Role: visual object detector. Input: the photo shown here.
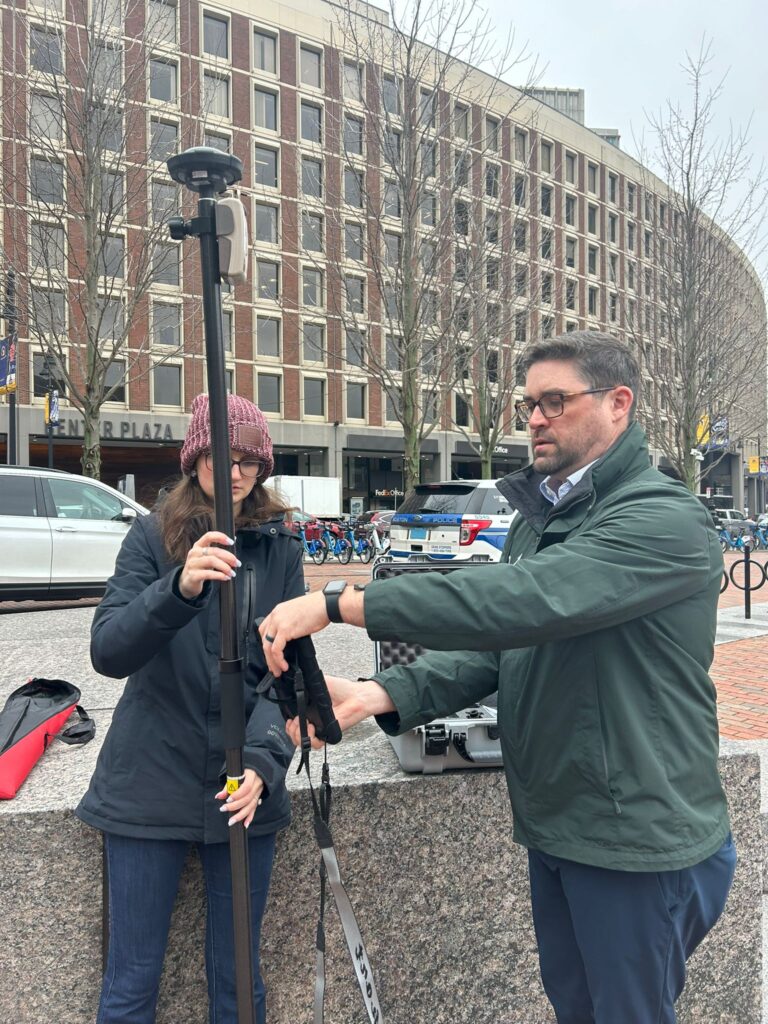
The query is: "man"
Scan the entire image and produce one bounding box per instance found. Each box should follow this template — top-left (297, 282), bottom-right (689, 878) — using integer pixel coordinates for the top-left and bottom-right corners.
top-left (260, 332), bottom-right (735, 1024)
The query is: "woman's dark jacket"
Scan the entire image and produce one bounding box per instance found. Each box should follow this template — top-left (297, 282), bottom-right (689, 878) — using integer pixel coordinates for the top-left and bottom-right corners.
top-left (76, 513), bottom-right (302, 843)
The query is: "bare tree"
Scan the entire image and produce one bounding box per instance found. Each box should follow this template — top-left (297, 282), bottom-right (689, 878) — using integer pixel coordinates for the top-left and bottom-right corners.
top-left (1, 0), bottom-right (214, 477)
top-left (311, 0), bottom-right (538, 490)
top-left (633, 42), bottom-right (768, 492)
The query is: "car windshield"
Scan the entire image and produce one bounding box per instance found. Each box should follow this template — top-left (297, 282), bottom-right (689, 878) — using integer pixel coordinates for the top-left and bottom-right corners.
top-left (397, 486), bottom-right (476, 515)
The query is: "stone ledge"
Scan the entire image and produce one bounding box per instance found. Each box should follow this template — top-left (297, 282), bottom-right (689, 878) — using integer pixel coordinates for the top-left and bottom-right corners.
top-left (0, 744), bottom-right (761, 1023)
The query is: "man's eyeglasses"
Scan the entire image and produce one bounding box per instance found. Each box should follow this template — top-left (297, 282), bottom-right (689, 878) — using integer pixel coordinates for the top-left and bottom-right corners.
top-left (514, 387), bottom-right (617, 423)
top-left (204, 454), bottom-right (263, 479)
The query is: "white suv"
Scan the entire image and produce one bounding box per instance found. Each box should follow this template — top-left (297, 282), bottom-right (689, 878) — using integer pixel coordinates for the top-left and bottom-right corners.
top-left (0, 466), bottom-right (148, 601)
top-left (388, 480), bottom-right (515, 562)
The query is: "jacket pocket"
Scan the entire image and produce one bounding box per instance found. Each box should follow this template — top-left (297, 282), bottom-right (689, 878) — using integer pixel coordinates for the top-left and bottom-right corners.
top-left (592, 678), bottom-right (622, 816)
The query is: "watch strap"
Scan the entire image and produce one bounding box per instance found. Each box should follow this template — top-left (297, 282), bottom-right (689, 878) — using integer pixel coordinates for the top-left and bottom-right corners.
top-left (325, 590), bottom-right (344, 624)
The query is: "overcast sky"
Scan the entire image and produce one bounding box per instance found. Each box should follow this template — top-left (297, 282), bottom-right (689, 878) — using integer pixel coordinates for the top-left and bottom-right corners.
top-left (494, 0), bottom-right (768, 172)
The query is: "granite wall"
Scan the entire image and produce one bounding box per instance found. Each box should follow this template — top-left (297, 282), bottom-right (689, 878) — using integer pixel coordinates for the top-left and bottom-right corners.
top-left (0, 746), bottom-right (761, 1024)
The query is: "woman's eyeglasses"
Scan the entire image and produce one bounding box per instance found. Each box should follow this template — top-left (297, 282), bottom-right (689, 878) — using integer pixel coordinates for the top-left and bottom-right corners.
top-left (203, 454), bottom-right (263, 479)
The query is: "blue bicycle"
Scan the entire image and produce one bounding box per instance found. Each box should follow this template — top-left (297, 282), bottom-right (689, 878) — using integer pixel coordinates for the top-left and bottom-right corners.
top-left (345, 522), bottom-right (374, 563)
top-left (320, 521), bottom-right (353, 563)
top-left (299, 524), bottom-right (328, 564)
top-left (719, 526), bottom-right (752, 553)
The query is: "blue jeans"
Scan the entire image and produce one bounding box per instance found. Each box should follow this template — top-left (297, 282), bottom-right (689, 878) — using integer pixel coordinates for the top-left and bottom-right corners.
top-left (97, 832), bottom-right (276, 1024)
top-left (528, 834), bottom-right (736, 1024)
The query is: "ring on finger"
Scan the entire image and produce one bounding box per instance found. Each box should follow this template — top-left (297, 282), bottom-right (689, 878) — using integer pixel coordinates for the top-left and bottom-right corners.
top-left (203, 546), bottom-right (209, 556)
top-left (264, 633), bottom-right (275, 643)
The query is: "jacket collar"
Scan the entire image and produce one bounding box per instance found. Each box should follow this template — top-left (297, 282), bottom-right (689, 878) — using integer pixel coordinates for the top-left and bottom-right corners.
top-left (497, 422), bottom-right (652, 533)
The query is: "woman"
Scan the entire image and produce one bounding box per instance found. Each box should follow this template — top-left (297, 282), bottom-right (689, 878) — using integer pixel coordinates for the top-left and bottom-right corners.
top-left (77, 394), bottom-right (302, 1024)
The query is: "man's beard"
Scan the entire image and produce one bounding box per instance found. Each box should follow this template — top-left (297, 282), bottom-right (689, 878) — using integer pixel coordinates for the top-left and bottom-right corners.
top-left (532, 436), bottom-right (581, 477)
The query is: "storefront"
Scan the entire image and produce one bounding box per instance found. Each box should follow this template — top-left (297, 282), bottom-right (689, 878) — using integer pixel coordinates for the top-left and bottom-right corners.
top-left (342, 434), bottom-right (440, 514)
top-left (451, 439), bottom-right (530, 480)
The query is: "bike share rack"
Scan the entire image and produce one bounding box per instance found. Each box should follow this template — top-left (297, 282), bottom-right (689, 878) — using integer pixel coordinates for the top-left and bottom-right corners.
top-left (722, 541), bottom-right (767, 619)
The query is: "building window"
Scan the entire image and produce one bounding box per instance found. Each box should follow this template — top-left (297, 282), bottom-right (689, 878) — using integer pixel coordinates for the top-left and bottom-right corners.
top-left (514, 174), bottom-right (525, 206)
top-left (587, 204), bottom-right (597, 235)
top-left (588, 286), bottom-right (598, 316)
top-left (541, 273), bottom-right (552, 304)
top-left (421, 193), bottom-right (437, 227)
top-left (541, 315), bottom-right (554, 339)
top-left (454, 247), bottom-right (469, 284)
top-left (299, 45), bottom-right (322, 88)
top-left (628, 261), bottom-right (635, 290)
top-left (540, 185), bottom-right (552, 218)
top-left (386, 334), bottom-right (403, 372)
top-left (153, 302), bottom-right (180, 346)
top-left (587, 163), bottom-right (597, 193)
top-left (384, 232), bottom-right (401, 268)
top-left (254, 202), bottom-right (278, 244)
top-left (540, 141), bottom-right (552, 173)
top-left (419, 89), bottom-right (435, 128)
top-left (30, 222), bottom-right (65, 273)
top-left (30, 27), bottom-right (62, 75)
top-left (644, 231), bottom-right (652, 258)
top-left (30, 157), bottom-right (63, 205)
top-left (565, 237), bottom-right (576, 269)
top-left (383, 127), bottom-right (400, 167)
top-left (454, 104), bottom-right (469, 140)
top-left (609, 293), bottom-right (617, 322)
top-left (514, 222), bottom-right (527, 253)
top-left (454, 150), bottom-right (469, 189)
top-left (384, 180), bottom-right (401, 219)
top-left (301, 267), bottom-right (322, 307)
top-left (257, 373), bottom-right (281, 414)
top-left (221, 308), bottom-right (233, 351)
top-left (565, 280), bottom-right (577, 310)
top-left (565, 152), bottom-right (576, 184)
top-left (486, 257), bottom-right (500, 290)
top-left (256, 260), bottom-right (279, 300)
top-left (150, 119), bottom-right (178, 162)
top-left (343, 114), bottom-right (363, 155)
top-left (627, 183), bottom-right (636, 213)
top-left (33, 350), bottom-right (67, 396)
top-left (103, 359), bottom-right (126, 403)
top-left (344, 167), bottom-right (363, 208)
top-left (485, 210), bottom-right (498, 244)
top-left (515, 265), bottom-right (527, 297)
top-left (30, 93), bottom-right (62, 140)
top-left (256, 315), bottom-right (280, 358)
top-left (254, 29), bottom-right (277, 73)
top-left (420, 139), bottom-right (436, 178)
top-left (486, 117), bottom-right (499, 152)
top-left (514, 129), bottom-right (527, 162)
top-left (151, 180), bottom-right (177, 223)
top-left (30, 288), bottom-right (66, 337)
top-left (345, 328), bottom-right (364, 367)
top-left (515, 311), bottom-right (527, 343)
top-left (627, 222), bottom-right (635, 250)
top-left (485, 163), bottom-right (500, 199)
top-left (565, 194), bottom-right (576, 227)
top-left (454, 200), bottom-right (469, 236)
top-left (150, 58), bottom-right (177, 103)
top-left (587, 245), bottom-right (598, 275)
top-left (347, 381), bottom-right (365, 420)
top-left (302, 322), bottom-right (324, 363)
top-left (343, 276), bottom-right (364, 315)
top-left (302, 211), bottom-right (323, 252)
top-left (455, 393), bottom-right (469, 427)
top-left (608, 214), bottom-right (618, 244)
top-left (153, 242), bottom-right (179, 285)
top-left (540, 228), bottom-right (553, 261)
top-left (149, 0), bottom-right (176, 45)
top-left (344, 221), bottom-right (364, 261)
top-left (301, 156), bottom-right (322, 198)
top-left (254, 145), bottom-right (278, 187)
top-left (304, 377), bottom-right (325, 417)
top-left (203, 12), bottom-right (228, 59)
top-left (608, 173), bottom-right (617, 203)
top-left (254, 87), bottom-right (278, 131)
top-left (343, 60), bottom-right (363, 102)
top-left (204, 71), bottom-right (229, 118)
top-left (300, 101), bottom-right (322, 143)
top-left (99, 234), bottom-right (124, 278)
top-left (153, 363), bottom-right (181, 406)
top-left (382, 74), bottom-right (399, 115)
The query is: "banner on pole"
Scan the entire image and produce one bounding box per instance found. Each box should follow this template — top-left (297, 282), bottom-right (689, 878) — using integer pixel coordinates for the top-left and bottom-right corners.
top-left (0, 333), bottom-right (17, 394)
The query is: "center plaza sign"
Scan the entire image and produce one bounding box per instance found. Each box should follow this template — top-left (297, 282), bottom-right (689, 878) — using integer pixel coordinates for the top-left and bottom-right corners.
top-left (51, 417), bottom-right (177, 442)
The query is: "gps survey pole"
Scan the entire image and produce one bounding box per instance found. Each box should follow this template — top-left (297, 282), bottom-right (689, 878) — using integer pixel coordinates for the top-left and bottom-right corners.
top-left (167, 148), bottom-right (255, 1024)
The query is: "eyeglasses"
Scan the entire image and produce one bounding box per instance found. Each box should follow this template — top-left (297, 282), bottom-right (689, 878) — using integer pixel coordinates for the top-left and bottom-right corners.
top-left (514, 387), bottom-right (617, 423)
top-left (203, 454), bottom-right (263, 479)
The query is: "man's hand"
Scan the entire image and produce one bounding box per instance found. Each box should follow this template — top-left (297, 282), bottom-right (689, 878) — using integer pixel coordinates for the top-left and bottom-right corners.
top-left (259, 592), bottom-right (330, 675)
top-left (285, 675), bottom-right (396, 748)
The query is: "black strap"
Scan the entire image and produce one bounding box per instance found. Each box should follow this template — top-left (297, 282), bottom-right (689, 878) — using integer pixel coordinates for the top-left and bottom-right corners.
top-left (59, 705), bottom-right (96, 745)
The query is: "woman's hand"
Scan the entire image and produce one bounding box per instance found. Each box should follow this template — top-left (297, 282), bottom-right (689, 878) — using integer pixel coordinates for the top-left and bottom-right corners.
top-left (215, 768), bottom-right (264, 829)
top-left (178, 531), bottom-right (239, 600)
top-left (285, 674), bottom-right (395, 749)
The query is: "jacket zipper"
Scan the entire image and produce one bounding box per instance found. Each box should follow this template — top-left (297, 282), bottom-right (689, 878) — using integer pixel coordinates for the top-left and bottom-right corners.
top-left (242, 563), bottom-right (255, 660)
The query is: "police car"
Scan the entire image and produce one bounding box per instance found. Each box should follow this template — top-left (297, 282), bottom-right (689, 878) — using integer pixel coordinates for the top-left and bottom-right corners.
top-left (388, 480), bottom-right (515, 562)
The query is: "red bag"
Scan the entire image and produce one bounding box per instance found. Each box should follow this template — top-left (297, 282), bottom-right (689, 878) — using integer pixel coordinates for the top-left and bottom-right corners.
top-left (0, 678), bottom-right (95, 799)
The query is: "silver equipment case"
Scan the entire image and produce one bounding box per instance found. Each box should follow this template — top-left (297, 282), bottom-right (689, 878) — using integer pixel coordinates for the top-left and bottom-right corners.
top-left (372, 558), bottom-right (504, 774)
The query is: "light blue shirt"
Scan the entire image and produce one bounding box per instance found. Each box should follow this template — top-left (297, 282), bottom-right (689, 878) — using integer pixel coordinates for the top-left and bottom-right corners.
top-left (540, 461), bottom-right (597, 506)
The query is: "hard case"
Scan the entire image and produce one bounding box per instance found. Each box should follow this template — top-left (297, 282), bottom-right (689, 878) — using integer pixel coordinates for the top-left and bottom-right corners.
top-left (372, 558), bottom-right (504, 774)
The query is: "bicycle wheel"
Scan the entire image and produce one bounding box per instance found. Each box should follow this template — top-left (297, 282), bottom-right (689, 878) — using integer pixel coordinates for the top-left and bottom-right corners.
top-left (359, 540), bottom-right (373, 564)
top-left (312, 540), bottom-right (328, 565)
top-left (338, 540), bottom-right (353, 564)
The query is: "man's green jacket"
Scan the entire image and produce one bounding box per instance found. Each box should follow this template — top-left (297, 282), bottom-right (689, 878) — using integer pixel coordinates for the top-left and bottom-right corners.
top-left (365, 423), bottom-right (730, 871)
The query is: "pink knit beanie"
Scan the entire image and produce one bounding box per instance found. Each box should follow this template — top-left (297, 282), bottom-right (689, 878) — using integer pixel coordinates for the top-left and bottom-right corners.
top-left (180, 394), bottom-right (274, 483)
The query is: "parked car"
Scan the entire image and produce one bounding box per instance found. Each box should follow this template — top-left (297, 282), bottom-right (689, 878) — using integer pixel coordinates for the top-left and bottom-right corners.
top-left (0, 466), bottom-right (148, 601)
top-left (388, 480), bottom-right (514, 562)
top-left (711, 508), bottom-right (750, 531)
top-left (356, 509), bottom-right (395, 540)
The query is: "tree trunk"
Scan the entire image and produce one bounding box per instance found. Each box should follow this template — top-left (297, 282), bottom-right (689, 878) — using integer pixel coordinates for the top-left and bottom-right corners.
top-left (81, 408), bottom-right (101, 479)
top-left (403, 426), bottom-right (421, 493)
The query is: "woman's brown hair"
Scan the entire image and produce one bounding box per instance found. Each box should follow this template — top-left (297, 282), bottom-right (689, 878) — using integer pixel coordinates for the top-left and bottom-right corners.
top-left (158, 474), bottom-right (290, 564)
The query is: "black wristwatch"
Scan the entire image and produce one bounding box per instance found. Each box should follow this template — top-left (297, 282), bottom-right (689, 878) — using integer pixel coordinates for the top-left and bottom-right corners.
top-left (323, 579), bottom-right (348, 623)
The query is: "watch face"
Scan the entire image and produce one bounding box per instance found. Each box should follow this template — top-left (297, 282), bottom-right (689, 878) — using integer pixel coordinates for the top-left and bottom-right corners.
top-left (324, 580), bottom-right (346, 596)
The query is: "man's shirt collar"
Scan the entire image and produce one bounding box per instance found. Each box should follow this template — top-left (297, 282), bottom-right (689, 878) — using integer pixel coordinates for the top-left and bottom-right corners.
top-left (540, 461), bottom-right (597, 506)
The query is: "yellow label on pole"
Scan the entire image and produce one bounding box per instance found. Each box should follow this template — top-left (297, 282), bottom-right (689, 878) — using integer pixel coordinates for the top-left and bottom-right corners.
top-left (696, 414), bottom-right (710, 445)
top-left (226, 777), bottom-right (241, 794)
top-left (748, 456), bottom-right (760, 474)
top-left (44, 393), bottom-right (50, 426)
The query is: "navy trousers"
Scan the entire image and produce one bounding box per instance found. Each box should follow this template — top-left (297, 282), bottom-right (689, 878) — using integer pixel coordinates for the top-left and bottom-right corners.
top-left (98, 832), bottom-right (276, 1024)
top-left (528, 835), bottom-right (736, 1024)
